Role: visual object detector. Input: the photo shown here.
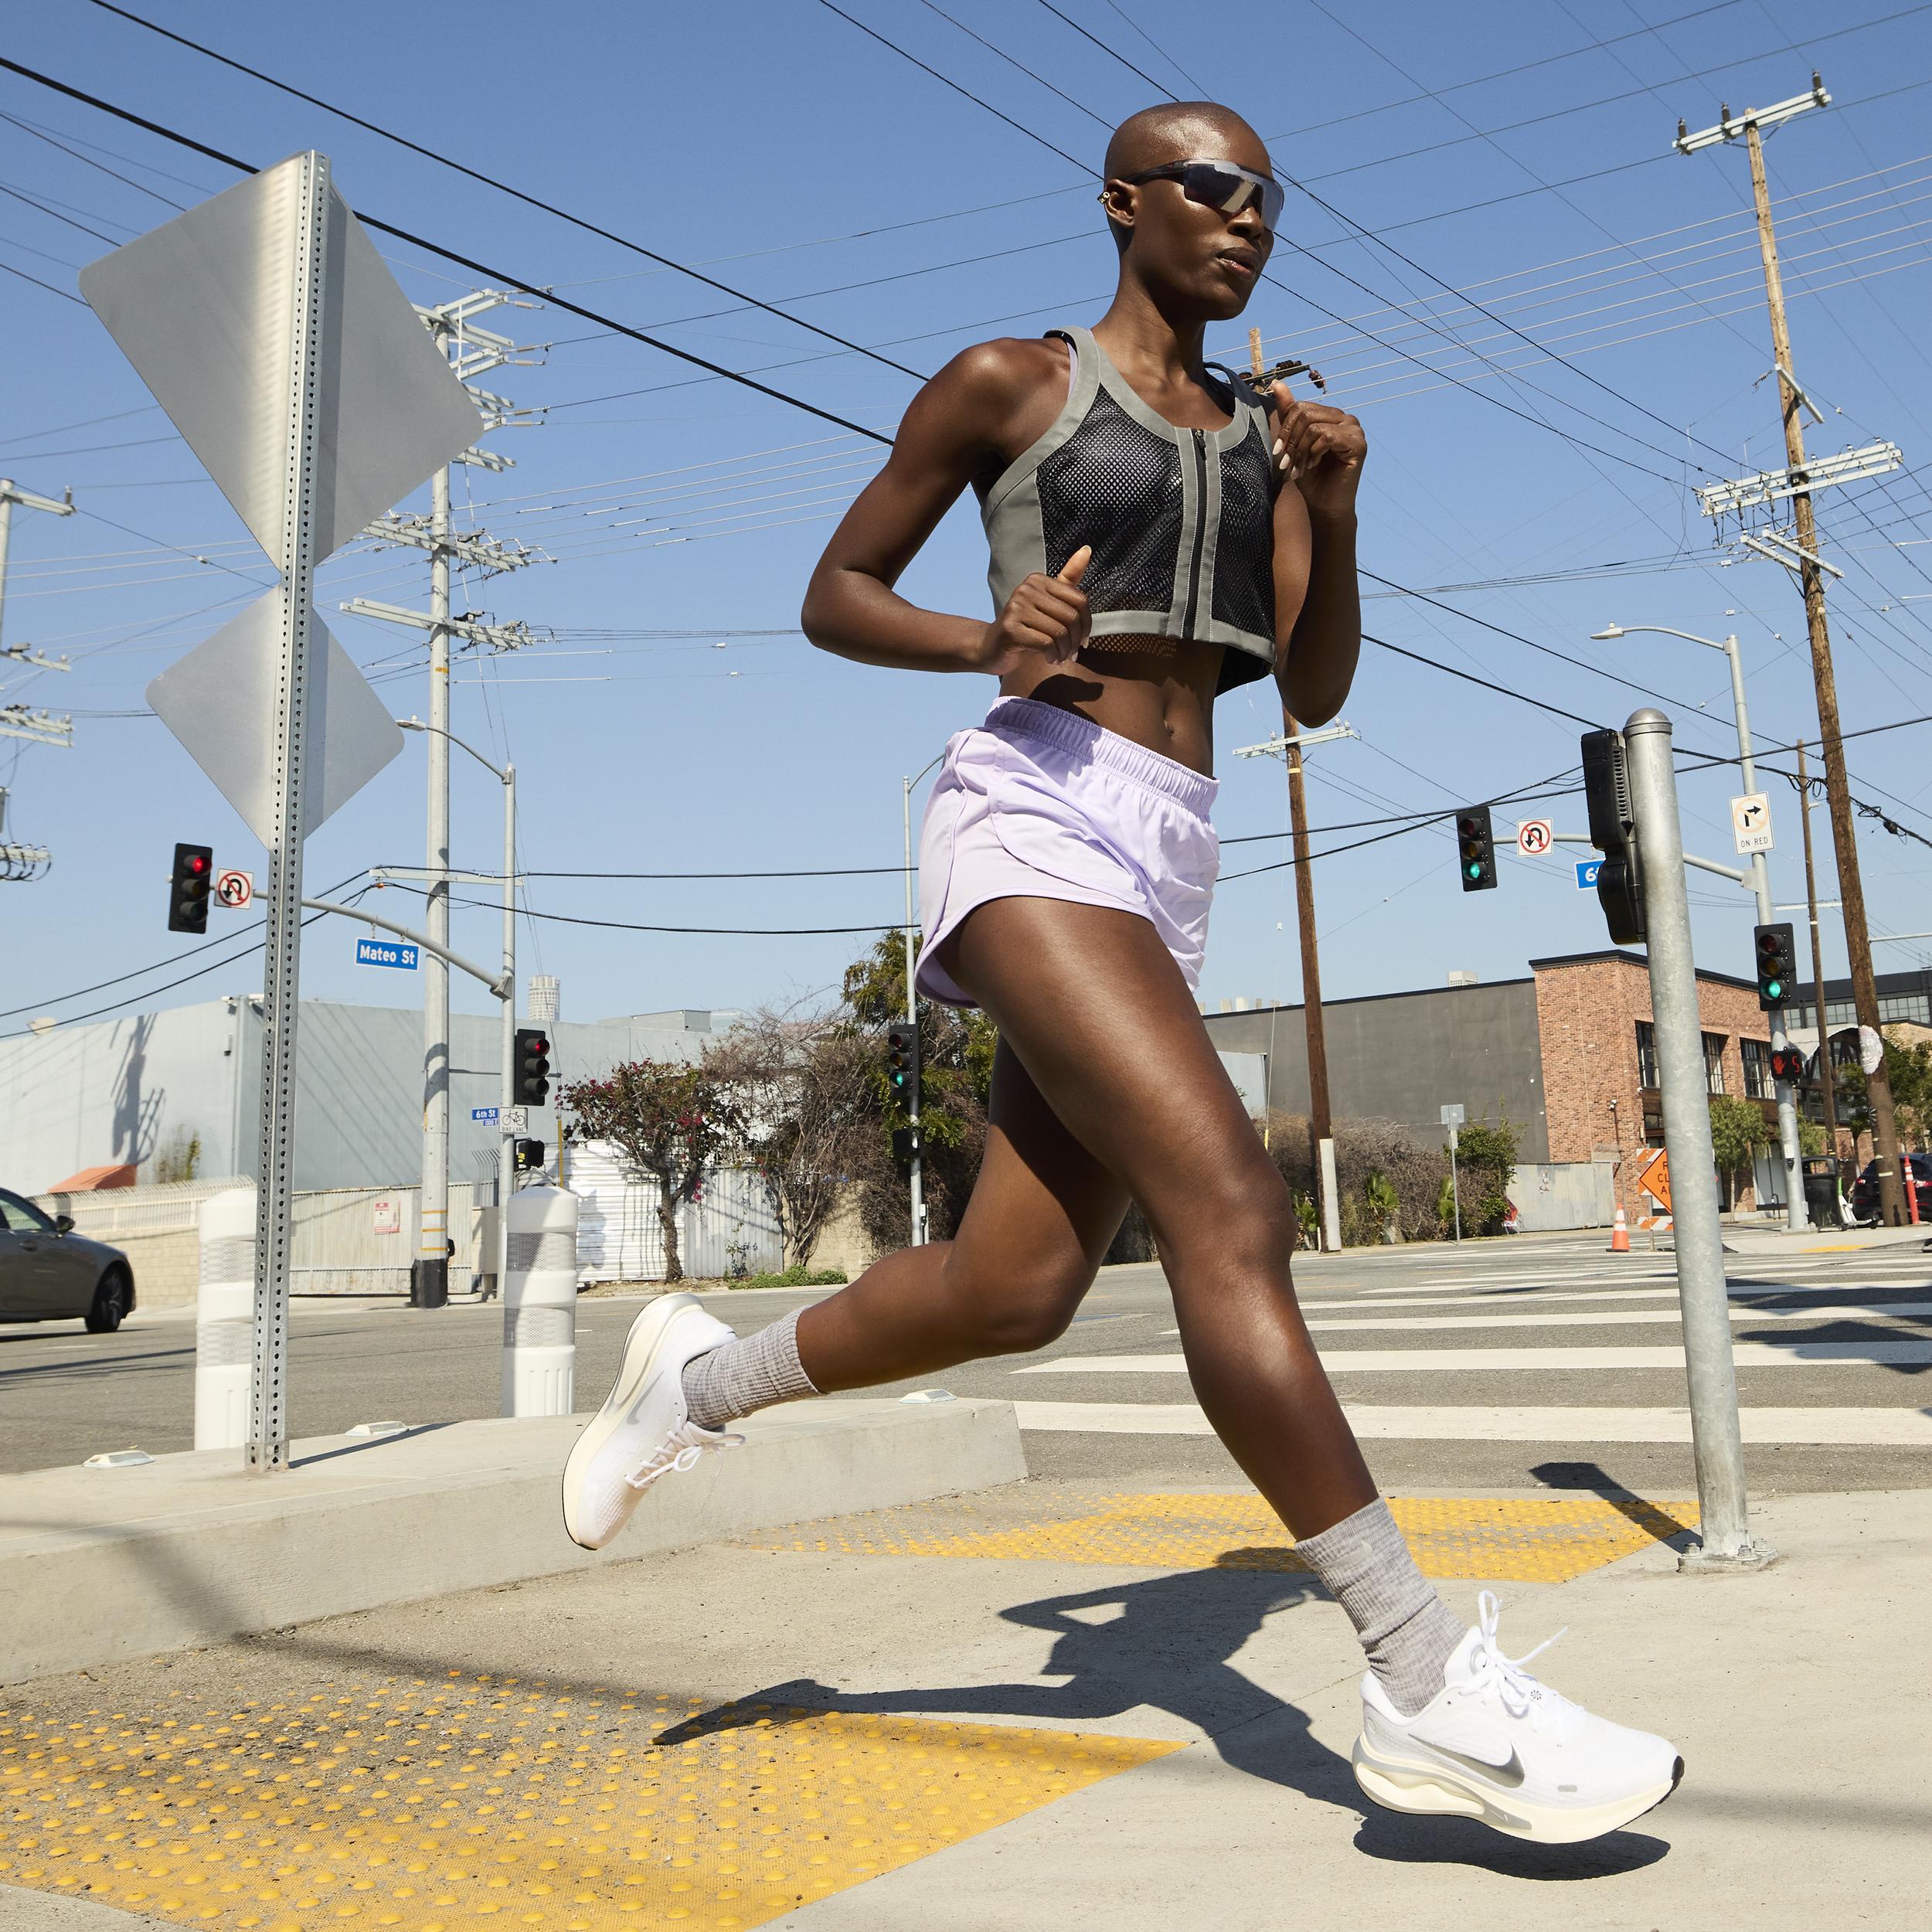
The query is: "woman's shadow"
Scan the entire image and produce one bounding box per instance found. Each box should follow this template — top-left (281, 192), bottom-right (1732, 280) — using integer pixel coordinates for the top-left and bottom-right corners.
top-left (655, 1549), bottom-right (1669, 1879)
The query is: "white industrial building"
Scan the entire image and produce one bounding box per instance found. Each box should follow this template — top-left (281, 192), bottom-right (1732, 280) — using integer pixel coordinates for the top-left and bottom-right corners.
top-left (0, 995), bottom-right (736, 1197)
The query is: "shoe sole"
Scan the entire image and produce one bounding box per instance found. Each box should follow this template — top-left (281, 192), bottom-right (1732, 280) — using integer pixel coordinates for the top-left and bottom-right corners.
top-left (1352, 1737), bottom-right (1685, 1845)
top-left (560, 1292), bottom-right (700, 1551)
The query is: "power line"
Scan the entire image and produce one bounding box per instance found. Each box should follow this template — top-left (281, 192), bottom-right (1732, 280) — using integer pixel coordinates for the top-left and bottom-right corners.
top-left (1362, 631), bottom-right (1607, 730)
top-left (0, 56), bottom-right (900, 449)
top-left (80, 0), bottom-right (933, 385)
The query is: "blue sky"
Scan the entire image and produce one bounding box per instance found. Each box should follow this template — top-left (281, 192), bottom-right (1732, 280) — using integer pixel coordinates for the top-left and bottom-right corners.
top-left (3, 0), bottom-right (1930, 1046)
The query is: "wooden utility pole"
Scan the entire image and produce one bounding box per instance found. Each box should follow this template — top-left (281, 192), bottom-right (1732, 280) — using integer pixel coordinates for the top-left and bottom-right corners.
top-left (1247, 331), bottom-right (1335, 1165)
top-left (1739, 115), bottom-right (1906, 1223)
top-left (1794, 736), bottom-right (1838, 1155)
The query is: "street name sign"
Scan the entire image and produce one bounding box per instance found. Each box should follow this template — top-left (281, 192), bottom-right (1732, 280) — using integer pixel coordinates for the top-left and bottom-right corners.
top-left (1515, 818), bottom-right (1553, 857)
top-left (471, 1107), bottom-right (499, 1124)
top-left (1731, 792), bottom-right (1774, 855)
top-left (355, 936), bottom-right (419, 971)
top-left (1575, 858), bottom-right (1603, 889)
top-left (215, 868), bottom-right (253, 909)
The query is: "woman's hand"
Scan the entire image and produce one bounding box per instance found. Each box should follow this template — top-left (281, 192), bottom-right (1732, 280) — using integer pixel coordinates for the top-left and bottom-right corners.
top-left (1270, 382), bottom-right (1366, 522)
top-left (972, 545), bottom-right (1092, 673)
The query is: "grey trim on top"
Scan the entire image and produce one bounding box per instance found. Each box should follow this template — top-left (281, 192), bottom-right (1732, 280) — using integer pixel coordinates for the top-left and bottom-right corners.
top-left (981, 326), bottom-right (1278, 668)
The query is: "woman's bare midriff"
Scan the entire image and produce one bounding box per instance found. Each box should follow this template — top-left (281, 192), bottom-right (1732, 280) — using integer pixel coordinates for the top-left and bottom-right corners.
top-left (998, 632), bottom-right (1226, 774)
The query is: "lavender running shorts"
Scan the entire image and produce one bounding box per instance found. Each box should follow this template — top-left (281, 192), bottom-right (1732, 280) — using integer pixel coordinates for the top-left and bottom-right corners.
top-left (914, 696), bottom-right (1221, 1009)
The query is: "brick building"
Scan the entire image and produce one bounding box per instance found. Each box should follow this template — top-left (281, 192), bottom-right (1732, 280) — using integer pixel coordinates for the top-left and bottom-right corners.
top-left (1202, 949), bottom-right (1783, 1222)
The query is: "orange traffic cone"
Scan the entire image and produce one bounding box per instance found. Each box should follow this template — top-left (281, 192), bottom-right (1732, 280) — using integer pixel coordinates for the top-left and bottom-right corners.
top-left (1608, 1205), bottom-right (1631, 1253)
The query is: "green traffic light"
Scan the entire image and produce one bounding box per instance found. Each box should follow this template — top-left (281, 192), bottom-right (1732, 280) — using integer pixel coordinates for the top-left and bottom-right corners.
top-left (1765, 978), bottom-right (1784, 1000)
top-left (1466, 861), bottom-right (1482, 879)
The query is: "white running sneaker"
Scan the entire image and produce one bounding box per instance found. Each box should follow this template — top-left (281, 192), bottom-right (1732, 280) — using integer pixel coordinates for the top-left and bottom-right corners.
top-left (561, 1293), bottom-right (743, 1551)
top-left (1352, 1590), bottom-right (1683, 1845)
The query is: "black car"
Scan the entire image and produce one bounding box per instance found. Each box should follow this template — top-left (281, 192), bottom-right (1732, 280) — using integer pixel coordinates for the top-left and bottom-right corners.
top-left (1849, 1152), bottom-right (1932, 1223)
top-left (0, 1188), bottom-right (137, 1331)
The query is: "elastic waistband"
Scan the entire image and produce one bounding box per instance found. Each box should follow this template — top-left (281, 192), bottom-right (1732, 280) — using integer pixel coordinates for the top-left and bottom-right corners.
top-left (984, 696), bottom-right (1219, 815)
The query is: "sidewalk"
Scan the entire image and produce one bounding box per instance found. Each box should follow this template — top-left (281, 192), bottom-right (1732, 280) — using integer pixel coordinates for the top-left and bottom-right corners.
top-left (3, 1473), bottom-right (1923, 1930)
top-left (1722, 1222), bottom-right (1930, 1257)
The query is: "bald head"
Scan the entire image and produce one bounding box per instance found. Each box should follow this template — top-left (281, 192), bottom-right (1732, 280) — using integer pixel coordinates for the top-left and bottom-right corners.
top-left (1104, 101), bottom-right (1270, 182)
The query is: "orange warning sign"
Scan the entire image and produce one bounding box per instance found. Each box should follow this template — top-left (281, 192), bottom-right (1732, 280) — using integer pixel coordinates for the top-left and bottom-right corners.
top-left (1636, 1147), bottom-right (1672, 1213)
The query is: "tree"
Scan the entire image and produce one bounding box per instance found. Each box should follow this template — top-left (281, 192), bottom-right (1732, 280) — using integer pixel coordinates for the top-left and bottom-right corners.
top-left (1708, 1094), bottom-right (1770, 1210)
top-left (1452, 1115), bottom-right (1521, 1236)
top-left (708, 1009), bottom-right (875, 1267)
top-left (560, 1057), bottom-right (744, 1284)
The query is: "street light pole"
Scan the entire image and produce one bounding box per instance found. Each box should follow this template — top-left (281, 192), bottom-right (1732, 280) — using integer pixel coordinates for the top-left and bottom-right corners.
top-left (1594, 623), bottom-right (1805, 1230)
top-left (902, 750), bottom-right (946, 1246)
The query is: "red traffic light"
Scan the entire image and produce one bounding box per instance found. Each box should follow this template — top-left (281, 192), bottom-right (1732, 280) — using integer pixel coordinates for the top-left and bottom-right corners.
top-left (183, 852), bottom-right (209, 876)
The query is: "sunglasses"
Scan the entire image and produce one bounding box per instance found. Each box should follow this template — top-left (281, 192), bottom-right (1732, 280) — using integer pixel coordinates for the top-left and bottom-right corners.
top-left (1113, 159), bottom-right (1284, 232)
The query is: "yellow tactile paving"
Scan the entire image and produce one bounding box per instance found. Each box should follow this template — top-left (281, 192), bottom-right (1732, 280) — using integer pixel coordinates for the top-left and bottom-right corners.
top-left (0, 1679), bottom-right (1175, 1930)
top-left (750, 1492), bottom-right (1699, 1584)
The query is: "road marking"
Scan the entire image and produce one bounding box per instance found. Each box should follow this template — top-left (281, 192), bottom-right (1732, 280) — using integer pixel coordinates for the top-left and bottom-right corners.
top-left (1012, 1401), bottom-right (1932, 1444)
top-left (1152, 1301), bottom-right (1932, 1335)
top-left (1020, 1340), bottom-right (1932, 1374)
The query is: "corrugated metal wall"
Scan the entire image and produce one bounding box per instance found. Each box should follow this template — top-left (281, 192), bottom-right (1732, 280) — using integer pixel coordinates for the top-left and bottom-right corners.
top-left (1508, 1162), bottom-right (1617, 1230)
top-left (570, 1143), bottom-right (783, 1283)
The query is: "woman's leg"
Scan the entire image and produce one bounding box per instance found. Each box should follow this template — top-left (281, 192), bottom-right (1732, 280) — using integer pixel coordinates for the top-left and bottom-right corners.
top-left (792, 1032), bottom-right (1131, 1386)
top-left (944, 896), bottom-right (1377, 1537)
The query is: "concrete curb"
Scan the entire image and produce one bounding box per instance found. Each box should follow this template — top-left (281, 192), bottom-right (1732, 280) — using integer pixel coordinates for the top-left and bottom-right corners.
top-left (0, 1397), bottom-right (1026, 1686)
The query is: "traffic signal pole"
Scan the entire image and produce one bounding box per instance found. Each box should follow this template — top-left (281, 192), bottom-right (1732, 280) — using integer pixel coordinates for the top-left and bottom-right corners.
top-left (1624, 709), bottom-right (1773, 1567)
top-left (418, 459), bottom-right (453, 1309)
top-left (903, 770), bottom-right (926, 1246)
top-left (1794, 737), bottom-right (1840, 1159)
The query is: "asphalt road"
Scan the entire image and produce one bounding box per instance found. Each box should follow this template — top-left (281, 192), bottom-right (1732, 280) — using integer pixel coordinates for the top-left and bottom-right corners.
top-left (6, 1230), bottom-right (1931, 1496)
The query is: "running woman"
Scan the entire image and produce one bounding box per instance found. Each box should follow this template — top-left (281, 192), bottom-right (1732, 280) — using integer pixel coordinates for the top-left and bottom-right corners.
top-left (563, 100), bottom-right (1682, 1846)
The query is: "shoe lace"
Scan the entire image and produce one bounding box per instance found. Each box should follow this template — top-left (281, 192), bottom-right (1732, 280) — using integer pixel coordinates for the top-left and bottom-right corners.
top-left (624, 1419), bottom-right (744, 1491)
top-left (1464, 1589), bottom-right (1572, 1730)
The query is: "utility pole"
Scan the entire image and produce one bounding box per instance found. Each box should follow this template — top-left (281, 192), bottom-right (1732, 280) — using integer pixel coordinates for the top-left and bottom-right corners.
top-left (1794, 737), bottom-right (1839, 1162)
top-left (0, 481), bottom-right (77, 869)
top-left (1678, 79), bottom-right (1908, 1224)
top-left (350, 291), bottom-right (546, 1304)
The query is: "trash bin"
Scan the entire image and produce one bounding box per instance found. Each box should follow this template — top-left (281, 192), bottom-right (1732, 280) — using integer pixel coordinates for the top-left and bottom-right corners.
top-left (1801, 1156), bottom-right (1840, 1230)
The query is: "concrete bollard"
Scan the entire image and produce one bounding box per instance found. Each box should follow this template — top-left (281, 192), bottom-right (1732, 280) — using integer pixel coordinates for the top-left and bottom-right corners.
top-left (195, 1184), bottom-right (257, 1451)
top-left (502, 1185), bottom-right (579, 1417)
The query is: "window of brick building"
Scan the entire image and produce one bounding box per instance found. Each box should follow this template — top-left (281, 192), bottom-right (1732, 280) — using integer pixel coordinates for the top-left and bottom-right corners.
top-left (1742, 1037), bottom-right (1772, 1099)
top-left (1635, 1020), bottom-right (1658, 1089)
top-left (1703, 1032), bottom-right (1726, 1095)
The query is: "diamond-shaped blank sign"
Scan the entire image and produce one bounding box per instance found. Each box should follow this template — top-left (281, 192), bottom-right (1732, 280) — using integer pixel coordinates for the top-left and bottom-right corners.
top-left (144, 594), bottom-right (403, 848)
top-left (80, 152), bottom-right (482, 839)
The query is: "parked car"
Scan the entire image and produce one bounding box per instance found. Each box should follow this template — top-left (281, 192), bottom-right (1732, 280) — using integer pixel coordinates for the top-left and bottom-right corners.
top-left (0, 1189), bottom-right (136, 1331)
top-left (1848, 1153), bottom-right (1932, 1223)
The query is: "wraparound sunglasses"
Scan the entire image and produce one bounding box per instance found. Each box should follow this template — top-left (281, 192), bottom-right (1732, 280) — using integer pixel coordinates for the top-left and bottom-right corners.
top-left (1109, 159), bottom-right (1284, 232)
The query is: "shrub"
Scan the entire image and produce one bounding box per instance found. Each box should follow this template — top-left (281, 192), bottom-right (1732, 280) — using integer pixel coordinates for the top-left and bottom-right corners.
top-left (733, 1264), bottom-right (847, 1289)
top-left (1260, 1112), bottom-right (1453, 1245)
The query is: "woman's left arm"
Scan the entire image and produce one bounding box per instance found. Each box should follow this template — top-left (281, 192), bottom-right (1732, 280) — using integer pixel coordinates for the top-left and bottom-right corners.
top-left (1267, 383), bottom-right (1366, 726)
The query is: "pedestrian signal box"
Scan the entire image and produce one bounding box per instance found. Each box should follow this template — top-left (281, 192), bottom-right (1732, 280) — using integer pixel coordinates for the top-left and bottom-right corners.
top-left (1753, 922), bottom-right (1797, 1010)
top-left (1454, 807), bottom-right (1496, 892)
top-left (1580, 728), bottom-right (1645, 945)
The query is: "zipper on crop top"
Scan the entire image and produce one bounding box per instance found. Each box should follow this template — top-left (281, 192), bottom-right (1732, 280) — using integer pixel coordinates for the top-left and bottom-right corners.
top-left (1179, 428), bottom-right (1209, 636)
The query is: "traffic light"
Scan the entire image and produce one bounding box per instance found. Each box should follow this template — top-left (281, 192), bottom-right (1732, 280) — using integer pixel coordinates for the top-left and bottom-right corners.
top-left (512, 1137), bottom-right (546, 1172)
top-left (168, 842), bottom-right (214, 933)
top-left (1753, 921), bottom-right (1797, 1010)
top-left (1580, 727), bottom-right (1645, 945)
top-left (891, 1124), bottom-right (921, 1168)
top-left (885, 1020), bottom-right (919, 1097)
top-left (1454, 806), bottom-right (1496, 892)
top-left (513, 1027), bottom-right (552, 1106)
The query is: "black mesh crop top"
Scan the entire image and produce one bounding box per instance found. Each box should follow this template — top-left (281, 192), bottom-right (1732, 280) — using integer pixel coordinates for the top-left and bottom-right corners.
top-left (979, 325), bottom-right (1279, 696)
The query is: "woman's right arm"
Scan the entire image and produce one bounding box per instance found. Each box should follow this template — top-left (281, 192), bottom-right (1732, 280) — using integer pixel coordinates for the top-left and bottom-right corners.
top-left (802, 341), bottom-right (1090, 675)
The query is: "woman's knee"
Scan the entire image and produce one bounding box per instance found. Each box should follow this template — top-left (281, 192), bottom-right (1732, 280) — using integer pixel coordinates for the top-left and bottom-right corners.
top-left (1150, 1150), bottom-right (1298, 1281)
top-left (938, 1251), bottom-right (1090, 1355)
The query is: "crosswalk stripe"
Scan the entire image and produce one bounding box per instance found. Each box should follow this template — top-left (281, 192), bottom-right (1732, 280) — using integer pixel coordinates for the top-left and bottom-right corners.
top-left (1020, 1340), bottom-right (1932, 1374)
top-left (1155, 1301), bottom-right (1932, 1335)
top-left (1011, 1401), bottom-right (1932, 1444)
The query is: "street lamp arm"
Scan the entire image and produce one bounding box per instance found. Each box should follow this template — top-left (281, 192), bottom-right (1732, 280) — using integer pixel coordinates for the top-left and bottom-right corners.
top-left (397, 714), bottom-right (509, 784)
top-left (1593, 622), bottom-right (1728, 652)
top-left (300, 898), bottom-right (511, 998)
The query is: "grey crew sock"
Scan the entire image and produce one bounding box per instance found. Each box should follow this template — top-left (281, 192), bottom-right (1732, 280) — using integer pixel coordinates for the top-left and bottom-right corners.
top-left (680, 1308), bottom-right (819, 1430)
top-left (1294, 1496), bottom-right (1466, 1718)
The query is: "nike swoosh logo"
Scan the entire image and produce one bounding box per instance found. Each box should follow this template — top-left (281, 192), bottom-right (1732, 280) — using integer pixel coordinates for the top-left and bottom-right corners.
top-left (1411, 1736), bottom-right (1527, 1788)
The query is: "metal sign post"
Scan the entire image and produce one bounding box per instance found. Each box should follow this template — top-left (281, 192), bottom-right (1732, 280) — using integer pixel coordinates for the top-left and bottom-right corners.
top-left (81, 151), bottom-right (481, 1472)
top-left (1623, 709), bottom-right (1775, 1568)
top-left (1440, 1104), bottom-right (1465, 1240)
